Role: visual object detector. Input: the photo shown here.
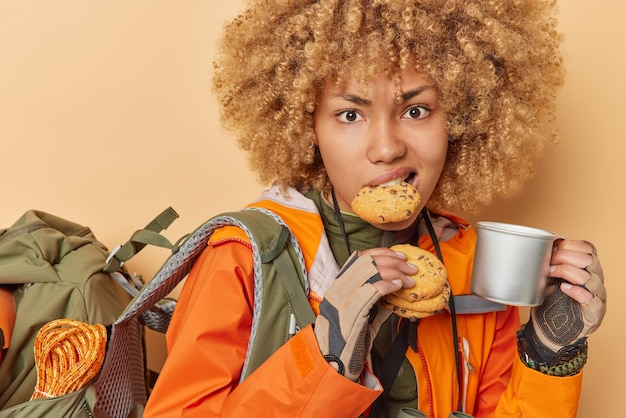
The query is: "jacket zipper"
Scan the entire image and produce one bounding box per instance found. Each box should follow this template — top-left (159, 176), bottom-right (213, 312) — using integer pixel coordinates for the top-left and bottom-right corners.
top-left (418, 338), bottom-right (473, 417)
top-left (461, 337), bottom-right (475, 412)
top-left (417, 340), bottom-right (435, 418)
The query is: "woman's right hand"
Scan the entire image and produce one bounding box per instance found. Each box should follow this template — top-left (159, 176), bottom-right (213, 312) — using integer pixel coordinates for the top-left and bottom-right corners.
top-left (313, 249), bottom-right (416, 381)
top-left (359, 247), bottom-right (417, 295)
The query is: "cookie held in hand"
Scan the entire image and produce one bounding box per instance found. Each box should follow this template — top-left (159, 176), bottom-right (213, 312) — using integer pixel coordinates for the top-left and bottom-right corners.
top-left (381, 283), bottom-right (450, 319)
top-left (351, 182), bottom-right (421, 225)
top-left (380, 244), bottom-right (450, 320)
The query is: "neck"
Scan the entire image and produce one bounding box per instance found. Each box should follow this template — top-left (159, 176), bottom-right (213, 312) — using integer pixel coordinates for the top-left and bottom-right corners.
top-left (306, 190), bottom-right (421, 266)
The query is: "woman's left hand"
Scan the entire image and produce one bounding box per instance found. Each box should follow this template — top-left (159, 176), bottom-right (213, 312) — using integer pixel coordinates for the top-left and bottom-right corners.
top-left (549, 239), bottom-right (605, 304)
top-left (527, 239), bottom-right (607, 354)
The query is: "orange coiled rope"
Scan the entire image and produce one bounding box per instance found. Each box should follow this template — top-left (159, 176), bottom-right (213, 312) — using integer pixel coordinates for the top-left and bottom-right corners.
top-left (30, 318), bottom-right (107, 400)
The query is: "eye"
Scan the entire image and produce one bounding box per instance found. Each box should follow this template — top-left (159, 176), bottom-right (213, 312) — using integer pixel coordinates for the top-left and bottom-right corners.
top-left (336, 110), bottom-right (363, 123)
top-left (402, 105), bottom-right (430, 120)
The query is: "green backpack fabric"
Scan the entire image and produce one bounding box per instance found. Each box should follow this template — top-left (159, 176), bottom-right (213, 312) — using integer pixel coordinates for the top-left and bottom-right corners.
top-left (0, 207), bottom-right (315, 417)
top-left (0, 208), bottom-right (179, 415)
top-left (214, 209), bottom-right (316, 381)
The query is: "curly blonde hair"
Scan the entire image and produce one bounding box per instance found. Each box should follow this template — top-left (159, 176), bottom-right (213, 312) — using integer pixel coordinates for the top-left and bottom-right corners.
top-left (212, 0), bottom-right (565, 213)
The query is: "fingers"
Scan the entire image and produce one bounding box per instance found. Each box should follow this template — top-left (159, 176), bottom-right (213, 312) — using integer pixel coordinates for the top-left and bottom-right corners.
top-left (554, 238), bottom-right (595, 255)
top-left (551, 240), bottom-right (594, 271)
top-left (559, 280), bottom-right (593, 304)
top-left (360, 247), bottom-right (417, 293)
top-left (550, 239), bottom-right (602, 303)
top-left (549, 263), bottom-right (589, 287)
top-left (371, 279), bottom-right (403, 296)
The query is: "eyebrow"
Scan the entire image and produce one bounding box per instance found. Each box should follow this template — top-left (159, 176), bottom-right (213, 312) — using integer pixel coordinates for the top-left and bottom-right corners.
top-left (331, 93), bottom-right (371, 105)
top-left (400, 85), bottom-right (436, 102)
top-left (331, 85), bottom-right (436, 105)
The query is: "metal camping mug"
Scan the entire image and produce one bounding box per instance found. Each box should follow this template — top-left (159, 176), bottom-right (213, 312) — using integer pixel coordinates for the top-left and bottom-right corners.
top-left (470, 221), bottom-right (561, 307)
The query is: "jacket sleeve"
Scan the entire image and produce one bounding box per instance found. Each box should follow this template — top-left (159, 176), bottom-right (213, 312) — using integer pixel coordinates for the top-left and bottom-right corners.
top-left (144, 237), bottom-right (380, 418)
top-left (494, 356), bottom-right (583, 417)
top-left (0, 287), bottom-right (15, 365)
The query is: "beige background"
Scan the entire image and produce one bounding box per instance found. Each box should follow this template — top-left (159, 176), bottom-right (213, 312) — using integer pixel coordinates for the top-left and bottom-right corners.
top-left (1, 1), bottom-right (623, 416)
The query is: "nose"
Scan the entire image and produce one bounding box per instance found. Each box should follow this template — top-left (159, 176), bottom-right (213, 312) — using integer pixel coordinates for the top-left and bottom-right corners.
top-left (366, 120), bottom-right (407, 163)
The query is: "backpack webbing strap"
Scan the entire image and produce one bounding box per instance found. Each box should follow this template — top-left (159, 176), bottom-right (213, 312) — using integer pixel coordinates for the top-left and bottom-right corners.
top-left (273, 240), bottom-right (316, 330)
top-left (103, 207), bottom-right (179, 272)
top-left (236, 207), bottom-right (316, 380)
top-left (245, 207), bottom-right (314, 331)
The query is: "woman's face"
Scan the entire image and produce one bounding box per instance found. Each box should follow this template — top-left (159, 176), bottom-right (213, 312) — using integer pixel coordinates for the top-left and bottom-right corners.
top-left (313, 67), bottom-right (448, 230)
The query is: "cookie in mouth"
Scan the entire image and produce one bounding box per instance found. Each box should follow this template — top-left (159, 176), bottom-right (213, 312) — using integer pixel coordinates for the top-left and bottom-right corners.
top-left (351, 179), bottom-right (421, 224)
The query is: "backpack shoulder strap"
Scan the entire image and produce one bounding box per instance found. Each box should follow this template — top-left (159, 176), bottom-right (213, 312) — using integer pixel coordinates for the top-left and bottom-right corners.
top-left (233, 208), bottom-right (316, 329)
top-left (110, 207), bottom-right (315, 355)
top-left (219, 208), bottom-right (315, 380)
top-left (94, 208), bottom-right (316, 414)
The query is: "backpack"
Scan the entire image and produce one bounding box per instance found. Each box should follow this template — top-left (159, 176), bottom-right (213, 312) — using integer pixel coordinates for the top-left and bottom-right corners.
top-left (0, 207), bottom-right (315, 417)
top-left (0, 207), bottom-right (179, 416)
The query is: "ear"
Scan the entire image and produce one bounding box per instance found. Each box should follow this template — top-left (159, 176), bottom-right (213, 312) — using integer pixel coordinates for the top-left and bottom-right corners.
top-left (310, 126), bottom-right (319, 145)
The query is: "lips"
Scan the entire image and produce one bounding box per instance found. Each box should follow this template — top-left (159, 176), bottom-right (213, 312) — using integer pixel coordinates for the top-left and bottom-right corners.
top-left (378, 172), bottom-right (416, 188)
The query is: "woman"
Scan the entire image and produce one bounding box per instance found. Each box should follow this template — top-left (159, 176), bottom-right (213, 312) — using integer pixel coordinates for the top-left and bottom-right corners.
top-left (145, 1), bottom-right (607, 416)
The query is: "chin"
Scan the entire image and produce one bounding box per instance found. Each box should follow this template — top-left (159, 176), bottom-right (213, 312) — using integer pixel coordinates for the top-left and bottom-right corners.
top-left (370, 215), bottom-right (420, 232)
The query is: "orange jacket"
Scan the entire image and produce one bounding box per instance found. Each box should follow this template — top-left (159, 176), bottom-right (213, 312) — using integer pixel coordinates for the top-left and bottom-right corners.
top-left (0, 287), bottom-right (15, 366)
top-left (145, 188), bottom-right (583, 417)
